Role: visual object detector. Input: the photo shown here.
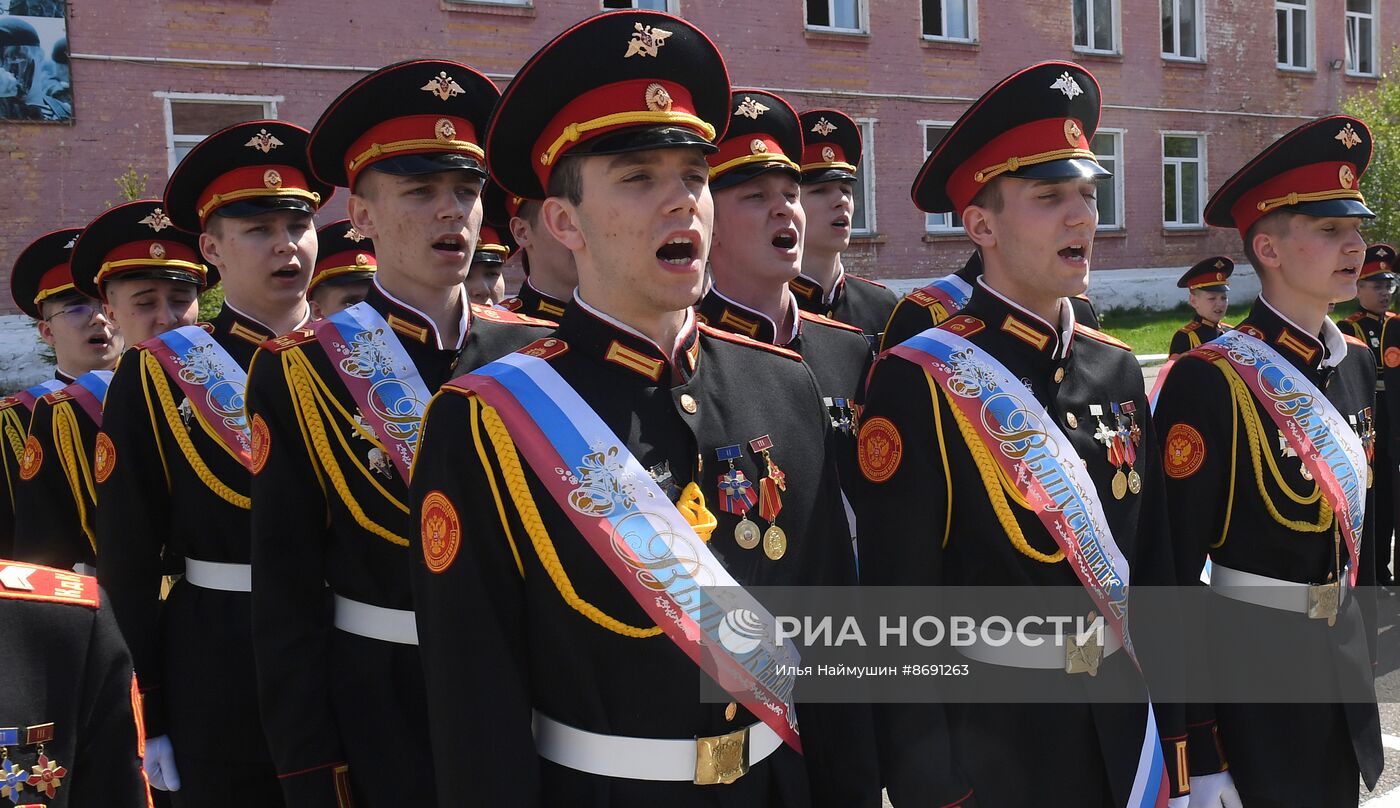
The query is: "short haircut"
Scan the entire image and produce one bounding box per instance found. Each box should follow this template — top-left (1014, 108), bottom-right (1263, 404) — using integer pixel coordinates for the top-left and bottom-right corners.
top-left (968, 177), bottom-right (1004, 214)
top-left (1243, 209), bottom-right (1296, 272)
top-left (547, 156), bottom-right (584, 205)
top-left (518, 199), bottom-right (542, 226)
top-left (40, 290), bottom-right (86, 319)
top-left (204, 213), bottom-right (226, 238)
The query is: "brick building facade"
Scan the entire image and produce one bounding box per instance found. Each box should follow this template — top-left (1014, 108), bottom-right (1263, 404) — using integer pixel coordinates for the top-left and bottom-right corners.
top-left (0, 0), bottom-right (1391, 314)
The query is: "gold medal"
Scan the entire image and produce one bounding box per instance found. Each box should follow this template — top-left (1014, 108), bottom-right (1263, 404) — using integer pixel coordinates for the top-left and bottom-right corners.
top-left (1127, 469), bottom-right (1142, 495)
top-left (735, 518), bottom-right (761, 549)
top-left (1111, 470), bottom-right (1127, 500)
top-left (763, 525), bottom-right (787, 560)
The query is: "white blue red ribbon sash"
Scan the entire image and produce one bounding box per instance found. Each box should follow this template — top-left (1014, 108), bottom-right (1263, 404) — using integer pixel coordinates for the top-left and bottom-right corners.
top-left (1192, 331), bottom-right (1366, 585)
top-left (890, 328), bottom-right (1166, 808)
top-left (49, 370), bottom-right (113, 425)
top-left (7, 379), bottom-right (66, 412)
top-left (455, 352), bottom-right (804, 753)
top-left (918, 274), bottom-right (974, 319)
top-left (315, 302), bottom-right (432, 481)
top-left (145, 325), bottom-right (253, 468)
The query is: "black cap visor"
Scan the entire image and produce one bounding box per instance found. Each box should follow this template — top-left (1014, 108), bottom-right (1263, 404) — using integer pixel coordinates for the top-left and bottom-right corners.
top-left (710, 161), bottom-right (801, 192)
top-left (212, 196), bottom-right (317, 220)
top-left (1288, 198), bottom-right (1376, 220)
top-left (572, 125), bottom-right (718, 159)
top-left (800, 168), bottom-right (859, 186)
top-left (1192, 283), bottom-right (1230, 292)
top-left (101, 266), bottom-right (207, 290)
top-left (1006, 157), bottom-right (1110, 183)
top-left (369, 153), bottom-right (487, 179)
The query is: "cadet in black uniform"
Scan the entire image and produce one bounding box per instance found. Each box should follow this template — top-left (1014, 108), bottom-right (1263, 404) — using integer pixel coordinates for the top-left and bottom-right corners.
top-left (500, 187), bottom-right (575, 320)
top-left (245, 60), bottom-right (553, 808)
top-left (0, 561), bottom-right (151, 807)
top-left (465, 190), bottom-right (513, 306)
top-left (307, 219), bottom-right (376, 320)
top-left (96, 120), bottom-right (330, 806)
top-left (789, 108), bottom-right (896, 347)
top-left (2, 229), bottom-right (99, 559)
top-left (857, 61), bottom-right (1191, 807)
top-left (1153, 116), bottom-right (1382, 807)
top-left (1167, 257), bottom-right (1234, 359)
top-left (1344, 244), bottom-right (1397, 583)
top-left (409, 11), bottom-right (875, 806)
top-left (14, 200), bottom-right (207, 575)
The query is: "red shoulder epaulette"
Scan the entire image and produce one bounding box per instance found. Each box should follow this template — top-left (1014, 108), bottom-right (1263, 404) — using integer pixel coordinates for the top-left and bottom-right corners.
top-left (1343, 334), bottom-right (1368, 349)
top-left (1180, 321), bottom-right (1200, 333)
top-left (698, 323), bottom-right (803, 361)
top-left (847, 275), bottom-right (888, 290)
top-left (471, 303), bottom-right (557, 328)
top-left (0, 562), bottom-right (99, 609)
top-left (1340, 311), bottom-right (1364, 323)
top-left (38, 388), bottom-right (72, 406)
top-left (1220, 321), bottom-right (1234, 330)
top-left (1384, 311), bottom-right (1400, 320)
top-left (1236, 324), bottom-right (1265, 339)
top-left (904, 289), bottom-right (943, 310)
top-left (1073, 323), bottom-right (1133, 352)
top-left (260, 328), bottom-right (317, 353)
top-left (937, 315), bottom-right (986, 338)
top-left (515, 337), bottom-right (570, 361)
top-left (0, 395), bottom-right (19, 412)
top-left (798, 310), bottom-right (865, 335)
top-left (501, 297), bottom-right (524, 313)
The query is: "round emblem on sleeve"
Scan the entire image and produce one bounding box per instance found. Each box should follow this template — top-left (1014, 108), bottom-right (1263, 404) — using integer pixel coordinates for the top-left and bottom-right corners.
top-left (94, 432), bottom-right (116, 484)
top-left (1385, 347), bottom-right (1400, 368)
top-left (1163, 423), bottom-right (1206, 480)
top-left (421, 490), bottom-right (462, 574)
top-left (857, 416), bottom-right (903, 483)
top-left (250, 414), bottom-right (271, 475)
top-left (18, 434), bottom-right (42, 480)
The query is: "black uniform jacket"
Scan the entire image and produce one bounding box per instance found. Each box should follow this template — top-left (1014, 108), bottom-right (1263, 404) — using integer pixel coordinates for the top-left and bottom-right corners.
top-left (1167, 315), bottom-right (1232, 359)
top-left (502, 278), bottom-right (570, 321)
top-left (789, 269), bottom-right (897, 349)
top-left (1, 372), bottom-right (73, 557)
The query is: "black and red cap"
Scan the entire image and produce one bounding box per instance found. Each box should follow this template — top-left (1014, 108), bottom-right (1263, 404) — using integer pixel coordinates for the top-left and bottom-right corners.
top-left (309, 220), bottom-right (376, 295)
top-left (308, 60), bottom-right (499, 190)
top-left (164, 120), bottom-right (331, 233)
top-left (1176, 256), bottom-right (1233, 291)
top-left (474, 183), bottom-right (517, 265)
top-left (71, 200), bottom-right (212, 301)
top-left (11, 228), bottom-right (83, 320)
top-left (486, 10), bottom-right (731, 201)
top-left (912, 61), bottom-right (1107, 215)
top-left (798, 108), bottom-right (861, 185)
top-left (1362, 243), bottom-right (1396, 282)
top-left (1204, 115), bottom-right (1373, 236)
top-left (708, 89), bottom-right (802, 191)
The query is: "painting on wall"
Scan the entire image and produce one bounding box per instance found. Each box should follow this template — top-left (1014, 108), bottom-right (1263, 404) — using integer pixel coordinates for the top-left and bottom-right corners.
top-left (1, 0), bottom-right (71, 122)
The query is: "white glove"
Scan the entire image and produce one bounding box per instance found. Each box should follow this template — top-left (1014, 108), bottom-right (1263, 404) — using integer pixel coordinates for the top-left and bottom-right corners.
top-left (1169, 796), bottom-right (1189, 808)
top-left (1188, 771), bottom-right (1241, 808)
top-left (143, 735), bottom-right (181, 791)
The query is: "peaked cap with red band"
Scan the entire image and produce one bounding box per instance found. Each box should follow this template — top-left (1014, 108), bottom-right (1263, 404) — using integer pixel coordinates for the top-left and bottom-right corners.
top-left (912, 61), bottom-right (1108, 215)
top-left (164, 120), bottom-right (331, 233)
top-left (1204, 115), bottom-right (1374, 236)
top-left (308, 59), bottom-right (499, 190)
top-left (71, 200), bottom-right (212, 301)
top-left (1362, 243), bottom-right (1396, 281)
top-left (11, 228), bottom-right (84, 320)
top-left (708, 89), bottom-right (802, 191)
top-left (1176, 256), bottom-right (1233, 291)
top-left (486, 10), bottom-right (731, 201)
top-left (310, 220), bottom-right (376, 295)
top-left (798, 108), bottom-right (861, 185)
top-left (473, 184), bottom-right (517, 265)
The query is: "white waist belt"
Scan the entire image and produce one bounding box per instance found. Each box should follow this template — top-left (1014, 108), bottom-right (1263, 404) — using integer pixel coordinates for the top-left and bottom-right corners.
top-left (1208, 562), bottom-right (1349, 616)
top-left (72, 562), bottom-right (95, 576)
top-left (532, 711), bottom-right (782, 783)
top-left (955, 623), bottom-right (1123, 671)
top-left (332, 593), bottom-right (418, 645)
top-left (183, 558), bottom-right (252, 592)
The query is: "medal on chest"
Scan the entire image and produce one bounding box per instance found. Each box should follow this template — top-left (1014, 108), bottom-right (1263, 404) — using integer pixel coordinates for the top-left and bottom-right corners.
top-left (749, 434), bottom-right (788, 561)
top-left (716, 444), bottom-right (761, 548)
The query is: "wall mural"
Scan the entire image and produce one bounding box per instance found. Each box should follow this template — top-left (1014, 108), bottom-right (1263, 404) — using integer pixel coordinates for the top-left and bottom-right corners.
top-left (1, 0), bottom-right (70, 122)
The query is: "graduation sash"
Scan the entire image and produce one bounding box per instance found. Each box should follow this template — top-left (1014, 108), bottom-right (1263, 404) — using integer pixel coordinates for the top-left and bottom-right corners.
top-left (315, 302), bottom-right (432, 481)
top-left (48, 370), bottom-right (113, 425)
top-left (1192, 330), bottom-right (1366, 585)
top-left (5, 379), bottom-right (66, 413)
top-left (916, 274), bottom-right (975, 322)
top-left (145, 325), bottom-right (253, 468)
top-left (889, 328), bottom-right (1167, 808)
top-left (455, 352), bottom-right (803, 753)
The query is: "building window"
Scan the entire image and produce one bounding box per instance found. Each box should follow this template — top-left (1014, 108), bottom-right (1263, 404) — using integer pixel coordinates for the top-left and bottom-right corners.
top-left (1072, 0), bottom-right (1117, 54)
top-left (1092, 130), bottom-right (1124, 230)
top-left (922, 123), bottom-right (963, 233)
top-left (602, 0), bottom-right (674, 9)
top-left (806, 0), bottom-right (863, 32)
top-left (158, 93), bottom-right (279, 176)
top-left (1275, 0), bottom-right (1311, 69)
top-left (1161, 0), bottom-right (1202, 60)
top-left (850, 119), bottom-right (876, 235)
top-left (1162, 133), bottom-right (1205, 229)
top-left (1345, 0), bottom-right (1376, 76)
top-left (921, 0), bottom-right (975, 42)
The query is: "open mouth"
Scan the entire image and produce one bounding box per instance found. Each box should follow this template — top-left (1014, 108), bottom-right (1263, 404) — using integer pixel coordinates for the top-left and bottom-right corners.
top-left (272, 266), bottom-right (300, 279)
top-left (433, 235), bottom-right (466, 254)
top-left (87, 334), bottom-right (111, 347)
top-left (656, 236), bottom-right (697, 265)
top-left (1338, 266), bottom-right (1359, 277)
top-left (1058, 245), bottom-right (1087, 261)
top-left (831, 217), bottom-right (849, 229)
top-left (771, 231), bottom-right (798, 250)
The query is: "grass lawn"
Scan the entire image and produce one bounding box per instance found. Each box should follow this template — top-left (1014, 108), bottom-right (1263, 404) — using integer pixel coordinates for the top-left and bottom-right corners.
top-left (1098, 298), bottom-right (1362, 357)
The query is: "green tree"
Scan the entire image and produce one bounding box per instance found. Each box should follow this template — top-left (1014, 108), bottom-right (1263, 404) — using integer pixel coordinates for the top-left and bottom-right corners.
top-left (1343, 47), bottom-right (1400, 247)
top-left (106, 165), bottom-right (150, 207)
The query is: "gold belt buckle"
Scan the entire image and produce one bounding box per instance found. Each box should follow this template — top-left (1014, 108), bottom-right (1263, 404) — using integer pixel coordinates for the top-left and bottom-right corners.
top-left (694, 725), bottom-right (750, 785)
top-left (1307, 581), bottom-right (1340, 627)
top-left (1065, 630), bottom-right (1103, 676)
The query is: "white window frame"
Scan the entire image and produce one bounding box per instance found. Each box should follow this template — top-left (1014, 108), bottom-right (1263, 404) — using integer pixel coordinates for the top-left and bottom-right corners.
top-left (1275, 0), bottom-right (1314, 71)
top-left (1161, 0), bottom-right (1205, 61)
top-left (447, 0), bottom-right (531, 6)
top-left (920, 0), bottom-right (977, 43)
top-left (601, 0), bottom-right (677, 11)
top-left (1092, 128), bottom-right (1126, 231)
top-left (1072, 0), bottom-right (1120, 55)
top-left (1345, 0), bottom-right (1378, 77)
top-left (920, 120), bottom-right (964, 234)
top-left (1162, 132), bottom-right (1207, 230)
top-left (850, 117), bottom-right (877, 236)
top-left (805, 0), bottom-right (867, 33)
top-left (156, 92), bottom-right (281, 176)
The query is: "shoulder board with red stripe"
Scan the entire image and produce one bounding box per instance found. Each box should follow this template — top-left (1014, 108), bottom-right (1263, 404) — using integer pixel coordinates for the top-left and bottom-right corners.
top-left (1073, 323), bottom-right (1133, 352)
top-left (1181, 321), bottom-right (1201, 333)
top-left (0, 395), bottom-right (19, 412)
top-left (38, 389), bottom-right (70, 406)
top-left (698, 323), bottom-right (803, 361)
top-left (196, 321), bottom-right (216, 334)
top-left (798, 310), bottom-right (865, 335)
top-left (501, 297), bottom-right (524, 313)
top-left (0, 562), bottom-right (99, 608)
top-left (1343, 333), bottom-right (1368, 349)
top-left (260, 328), bottom-right (318, 353)
top-left (936, 315), bottom-right (986, 339)
top-left (905, 289), bottom-right (943, 310)
top-left (847, 275), bottom-right (888, 290)
top-left (1340, 311), bottom-right (1364, 323)
top-left (470, 303), bottom-right (556, 327)
top-left (515, 337), bottom-right (570, 362)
